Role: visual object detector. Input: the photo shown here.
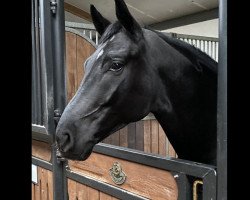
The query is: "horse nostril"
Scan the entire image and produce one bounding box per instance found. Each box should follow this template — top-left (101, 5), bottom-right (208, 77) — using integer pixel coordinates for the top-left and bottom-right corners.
top-left (57, 131), bottom-right (74, 153)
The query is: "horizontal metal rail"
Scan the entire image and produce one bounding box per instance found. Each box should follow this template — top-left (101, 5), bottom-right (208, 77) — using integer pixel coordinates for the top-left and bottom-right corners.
top-left (32, 156), bottom-right (53, 171)
top-left (32, 131), bottom-right (215, 178)
top-left (32, 124), bottom-right (53, 143)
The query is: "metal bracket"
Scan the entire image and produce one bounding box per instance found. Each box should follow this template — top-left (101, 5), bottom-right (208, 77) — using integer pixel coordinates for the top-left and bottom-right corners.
top-left (50, 0), bottom-right (57, 14)
top-left (54, 109), bottom-right (61, 128)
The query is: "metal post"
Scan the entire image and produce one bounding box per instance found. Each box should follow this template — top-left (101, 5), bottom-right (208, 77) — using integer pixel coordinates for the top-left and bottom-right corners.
top-left (51, 0), bottom-right (68, 200)
top-left (32, 0), bottom-right (37, 124)
top-left (40, 0), bottom-right (67, 199)
top-left (51, 0), bottom-right (66, 110)
top-left (217, 0), bottom-right (227, 199)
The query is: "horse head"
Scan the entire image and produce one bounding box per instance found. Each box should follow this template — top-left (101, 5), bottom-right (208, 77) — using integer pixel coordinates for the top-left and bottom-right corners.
top-left (56, 0), bottom-right (158, 160)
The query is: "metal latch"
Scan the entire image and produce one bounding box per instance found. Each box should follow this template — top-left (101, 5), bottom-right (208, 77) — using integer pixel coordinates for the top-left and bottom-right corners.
top-left (50, 0), bottom-right (57, 14)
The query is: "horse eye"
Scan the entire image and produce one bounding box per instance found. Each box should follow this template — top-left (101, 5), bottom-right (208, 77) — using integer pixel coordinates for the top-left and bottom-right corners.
top-left (109, 62), bottom-right (124, 72)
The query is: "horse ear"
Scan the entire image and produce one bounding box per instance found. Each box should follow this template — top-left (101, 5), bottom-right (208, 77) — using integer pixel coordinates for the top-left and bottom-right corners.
top-left (90, 5), bottom-right (111, 36)
top-left (114, 0), bottom-right (143, 40)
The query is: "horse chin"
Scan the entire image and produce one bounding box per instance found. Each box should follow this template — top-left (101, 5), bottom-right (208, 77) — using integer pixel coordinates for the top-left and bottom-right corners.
top-left (56, 144), bottom-right (94, 161)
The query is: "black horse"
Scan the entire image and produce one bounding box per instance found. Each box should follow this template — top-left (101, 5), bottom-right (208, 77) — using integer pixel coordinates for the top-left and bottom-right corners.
top-left (56, 0), bottom-right (217, 166)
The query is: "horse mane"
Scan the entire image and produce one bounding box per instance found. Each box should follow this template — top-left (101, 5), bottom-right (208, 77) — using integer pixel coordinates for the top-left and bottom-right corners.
top-left (149, 29), bottom-right (218, 74)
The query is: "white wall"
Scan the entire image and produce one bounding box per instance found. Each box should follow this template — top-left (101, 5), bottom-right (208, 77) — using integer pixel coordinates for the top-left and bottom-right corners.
top-left (163, 18), bottom-right (218, 38)
top-left (65, 11), bottom-right (91, 24)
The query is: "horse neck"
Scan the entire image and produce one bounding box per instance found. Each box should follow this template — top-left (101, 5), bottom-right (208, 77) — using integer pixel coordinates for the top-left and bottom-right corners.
top-left (148, 38), bottom-right (217, 165)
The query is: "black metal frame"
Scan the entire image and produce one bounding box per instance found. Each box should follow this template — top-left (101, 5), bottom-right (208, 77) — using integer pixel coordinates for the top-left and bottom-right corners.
top-left (217, 0), bottom-right (227, 199)
top-left (32, 0), bottom-right (227, 199)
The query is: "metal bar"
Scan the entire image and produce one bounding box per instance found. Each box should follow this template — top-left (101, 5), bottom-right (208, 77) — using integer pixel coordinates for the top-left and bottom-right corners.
top-left (34, 0), bottom-right (42, 125)
top-left (40, 0), bottom-right (54, 131)
top-left (175, 33), bottom-right (218, 42)
top-left (150, 8), bottom-right (218, 30)
top-left (50, 0), bottom-right (68, 199)
top-left (32, 0), bottom-right (37, 124)
top-left (39, 0), bottom-right (67, 200)
top-left (32, 156), bottom-right (53, 171)
top-left (217, 0), bottom-right (227, 199)
top-left (90, 30), bottom-right (92, 40)
top-left (95, 31), bottom-right (98, 45)
top-left (171, 172), bottom-right (191, 200)
top-left (32, 124), bottom-right (47, 134)
top-left (206, 41), bottom-right (209, 57)
top-left (66, 170), bottom-right (147, 200)
top-left (202, 170), bottom-right (217, 200)
top-left (51, 4), bottom-right (66, 112)
top-left (94, 143), bottom-right (216, 178)
top-left (194, 39), bottom-right (197, 47)
top-left (32, 126), bottom-right (53, 144)
top-left (211, 41), bottom-right (214, 59)
top-left (31, 128), bottom-right (215, 178)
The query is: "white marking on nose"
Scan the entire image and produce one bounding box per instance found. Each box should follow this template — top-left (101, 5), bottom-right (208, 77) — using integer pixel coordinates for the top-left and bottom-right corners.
top-left (96, 49), bottom-right (104, 60)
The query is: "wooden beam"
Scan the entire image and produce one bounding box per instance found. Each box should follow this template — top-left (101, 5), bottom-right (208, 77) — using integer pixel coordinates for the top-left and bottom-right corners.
top-left (150, 8), bottom-right (218, 30)
top-left (64, 2), bottom-right (92, 22)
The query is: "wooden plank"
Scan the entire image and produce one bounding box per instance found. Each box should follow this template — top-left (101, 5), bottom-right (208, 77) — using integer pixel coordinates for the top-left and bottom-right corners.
top-left (135, 120), bottom-right (144, 151)
top-left (127, 122), bottom-right (136, 149)
top-left (32, 184), bottom-right (34, 199)
top-left (100, 192), bottom-right (112, 200)
top-left (76, 35), bottom-right (96, 88)
top-left (151, 119), bottom-right (159, 154)
top-left (87, 186), bottom-right (99, 200)
top-left (103, 135), bottom-right (112, 145)
top-left (158, 124), bottom-right (167, 156)
top-left (65, 32), bottom-right (77, 102)
top-left (110, 131), bottom-right (120, 146)
top-left (143, 120), bottom-right (151, 153)
top-left (119, 126), bottom-right (128, 148)
top-left (34, 183), bottom-right (40, 200)
top-left (34, 167), bottom-right (41, 200)
top-left (40, 167), bottom-right (48, 200)
top-left (64, 2), bottom-right (92, 22)
top-left (169, 141), bottom-right (177, 158)
top-left (68, 179), bottom-right (77, 200)
top-left (76, 35), bottom-right (84, 89)
top-left (47, 171), bottom-right (53, 200)
top-left (76, 182), bottom-right (88, 200)
top-left (69, 152), bottom-right (178, 200)
top-left (32, 140), bottom-right (51, 161)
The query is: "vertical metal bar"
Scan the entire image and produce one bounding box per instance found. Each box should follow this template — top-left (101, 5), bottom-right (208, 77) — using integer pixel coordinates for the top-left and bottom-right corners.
top-left (32, 0), bottom-right (37, 124)
top-left (90, 30), bottom-right (93, 40)
top-left (216, 42), bottom-right (218, 62)
top-left (34, 0), bottom-right (42, 125)
top-left (202, 170), bottom-right (217, 200)
top-left (171, 172), bottom-right (191, 200)
top-left (51, 0), bottom-right (68, 200)
top-left (206, 40), bottom-right (209, 56)
top-left (96, 31), bottom-right (98, 45)
top-left (51, 2), bottom-right (66, 111)
top-left (211, 41), bottom-right (214, 60)
top-left (217, 0), bottom-right (227, 199)
top-left (40, 0), bottom-right (54, 130)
